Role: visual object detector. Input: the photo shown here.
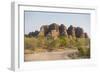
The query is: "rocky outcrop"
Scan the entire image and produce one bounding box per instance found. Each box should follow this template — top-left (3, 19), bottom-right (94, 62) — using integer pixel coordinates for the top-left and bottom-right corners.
top-left (28, 31), bottom-right (39, 37)
top-left (67, 26), bottom-right (87, 38)
top-left (39, 23), bottom-right (60, 39)
top-left (48, 23), bottom-right (59, 32)
top-left (47, 23), bottom-right (60, 39)
top-left (67, 25), bottom-right (76, 37)
top-left (40, 25), bottom-right (49, 36)
top-left (75, 27), bottom-right (84, 38)
top-left (59, 24), bottom-right (67, 36)
top-left (26, 23), bottom-right (89, 39)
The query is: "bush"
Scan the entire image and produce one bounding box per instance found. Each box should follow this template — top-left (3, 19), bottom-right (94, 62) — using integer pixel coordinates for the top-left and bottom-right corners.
top-left (76, 38), bottom-right (90, 47)
top-left (45, 37), bottom-right (59, 51)
top-left (68, 36), bottom-right (77, 48)
top-left (37, 35), bottom-right (46, 48)
top-left (24, 35), bottom-right (90, 55)
top-left (58, 36), bottom-right (70, 48)
top-left (78, 46), bottom-right (90, 58)
top-left (24, 37), bottom-right (37, 50)
top-left (45, 36), bottom-right (70, 51)
top-left (78, 47), bottom-right (85, 56)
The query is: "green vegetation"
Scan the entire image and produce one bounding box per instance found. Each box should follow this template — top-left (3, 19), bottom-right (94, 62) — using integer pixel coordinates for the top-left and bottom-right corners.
top-left (78, 46), bottom-right (90, 58)
top-left (24, 37), bottom-right (37, 50)
top-left (24, 35), bottom-right (90, 58)
top-left (75, 38), bottom-right (90, 58)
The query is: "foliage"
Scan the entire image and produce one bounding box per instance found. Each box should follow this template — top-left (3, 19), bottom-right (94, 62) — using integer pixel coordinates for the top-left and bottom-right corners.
top-left (76, 38), bottom-right (90, 58)
top-left (24, 37), bottom-right (37, 50)
top-left (24, 35), bottom-right (90, 58)
top-left (78, 46), bottom-right (90, 58)
top-left (37, 35), bottom-right (46, 48)
top-left (58, 36), bottom-right (70, 48)
top-left (45, 36), bottom-right (59, 51)
top-left (68, 36), bottom-right (77, 48)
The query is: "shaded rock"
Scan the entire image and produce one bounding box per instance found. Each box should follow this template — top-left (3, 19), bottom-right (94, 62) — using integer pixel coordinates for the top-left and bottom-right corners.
top-left (27, 23), bottom-right (89, 39)
top-left (67, 25), bottom-right (76, 37)
top-left (48, 23), bottom-right (60, 39)
top-left (28, 31), bottom-right (39, 37)
top-left (40, 25), bottom-right (49, 36)
top-left (28, 32), bottom-right (34, 37)
top-left (75, 27), bottom-right (84, 38)
top-left (48, 23), bottom-right (59, 32)
top-left (34, 31), bottom-right (39, 36)
top-left (59, 24), bottom-right (67, 36)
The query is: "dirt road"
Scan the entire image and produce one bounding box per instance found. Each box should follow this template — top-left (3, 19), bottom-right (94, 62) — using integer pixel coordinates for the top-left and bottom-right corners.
top-left (24, 49), bottom-right (79, 61)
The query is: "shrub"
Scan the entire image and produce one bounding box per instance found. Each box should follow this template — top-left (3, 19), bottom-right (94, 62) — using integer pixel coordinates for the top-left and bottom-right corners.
top-left (69, 36), bottom-right (77, 48)
top-left (24, 37), bottom-right (37, 50)
top-left (37, 35), bottom-right (46, 48)
top-left (78, 47), bottom-right (85, 56)
top-left (46, 36), bottom-right (70, 51)
top-left (78, 46), bottom-right (90, 58)
top-left (50, 38), bottom-right (60, 49)
top-left (58, 36), bottom-right (70, 48)
top-left (76, 38), bottom-right (90, 47)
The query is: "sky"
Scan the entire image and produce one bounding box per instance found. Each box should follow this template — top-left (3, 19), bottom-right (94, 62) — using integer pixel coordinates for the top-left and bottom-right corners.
top-left (24, 11), bottom-right (90, 36)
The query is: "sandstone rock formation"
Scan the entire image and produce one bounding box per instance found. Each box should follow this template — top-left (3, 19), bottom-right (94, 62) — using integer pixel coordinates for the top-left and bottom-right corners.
top-left (67, 25), bottom-right (76, 37)
top-left (48, 23), bottom-right (59, 32)
top-left (75, 27), bottom-right (84, 38)
top-left (40, 25), bottom-right (49, 36)
top-left (47, 23), bottom-right (59, 39)
top-left (59, 24), bottom-right (67, 36)
top-left (27, 23), bottom-right (89, 39)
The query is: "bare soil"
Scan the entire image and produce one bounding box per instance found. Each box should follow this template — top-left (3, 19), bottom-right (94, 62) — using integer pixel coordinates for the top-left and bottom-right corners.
top-left (24, 49), bottom-right (79, 61)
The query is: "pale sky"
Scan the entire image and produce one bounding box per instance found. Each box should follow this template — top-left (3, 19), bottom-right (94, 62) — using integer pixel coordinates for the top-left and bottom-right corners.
top-left (24, 11), bottom-right (90, 36)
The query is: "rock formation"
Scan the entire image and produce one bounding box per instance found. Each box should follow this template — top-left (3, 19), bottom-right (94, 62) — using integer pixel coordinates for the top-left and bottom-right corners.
top-left (26, 23), bottom-right (89, 39)
top-left (67, 25), bottom-right (76, 37)
top-left (47, 23), bottom-right (60, 39)
top-left (40, 25), bottom-right (49, 36)
top-left (48, 23), bottom-right (59, 32)
top-left (75, 27), bottom-right (84, 38)
top-left (28, 30), bottom-right (39, 37)
top-left (59, 24), bottom-right (67, 36)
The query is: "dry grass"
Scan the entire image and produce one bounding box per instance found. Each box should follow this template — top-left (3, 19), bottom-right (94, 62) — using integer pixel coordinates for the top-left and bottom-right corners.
top-left (24, 49), bottom-right (33, 54)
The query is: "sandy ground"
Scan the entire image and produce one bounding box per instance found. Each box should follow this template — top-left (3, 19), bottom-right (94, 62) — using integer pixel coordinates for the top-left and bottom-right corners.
top-left (24, 49), bottom-right (79, 62)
